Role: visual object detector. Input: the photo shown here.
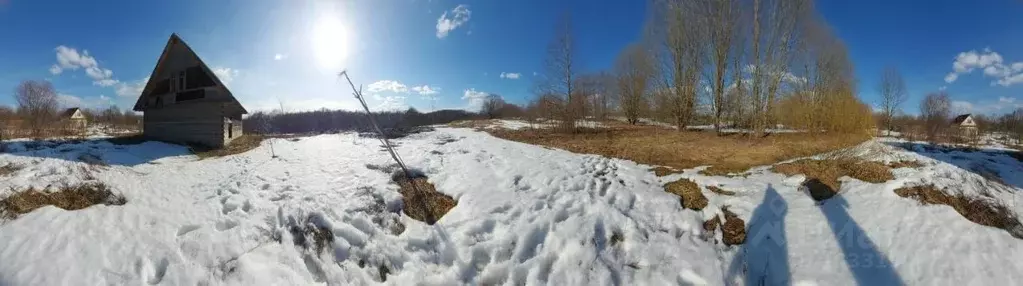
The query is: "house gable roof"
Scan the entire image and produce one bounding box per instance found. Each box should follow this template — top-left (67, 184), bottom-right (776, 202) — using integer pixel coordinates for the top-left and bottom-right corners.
top-left (952, 114), bottom-right (972, 125)
top-left (61, 108), bottom-right (81, 118)
top-left (132, 34), bottom-right (247, 114)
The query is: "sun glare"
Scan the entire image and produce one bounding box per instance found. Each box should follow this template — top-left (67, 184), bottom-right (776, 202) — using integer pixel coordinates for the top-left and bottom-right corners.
top-left (311, 16), bottom-right (349, 71)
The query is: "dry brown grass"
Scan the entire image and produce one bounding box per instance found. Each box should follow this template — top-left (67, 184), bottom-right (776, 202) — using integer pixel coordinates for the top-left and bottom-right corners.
top-left (651, 166), bottom-right (683, 177)
top-left (706, 185), bottom-right (737, 196)
top-left (702, 207), bottom-right (746, 246)
top-left (489, 122), bottom-right (868, 175)
top-left (286, 215), bottom-right (335, 254)
top-left (895, 185), bottom-right (1022, 239)
top-left (192, 135), bottom-right (265, 159)
top-left (664, 178), bottom-right (708, 211)
top-left (772, 159), bottom-right (894, 197)
top-left (0, 163), bottom-right (23, 176)
top-left (887, 160), bottom-right (924, 169)
top-left (0, 182), bottom-right (126, 219)
top-left (394, 175), bottom-right (456, 225)
top-left (447, 119), bottom-right (493, 129)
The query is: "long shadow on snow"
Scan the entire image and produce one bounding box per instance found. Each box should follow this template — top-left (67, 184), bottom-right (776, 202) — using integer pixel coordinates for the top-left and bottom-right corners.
top-left (884, 141), bottom-right (1023, 189)
top-left (726, 185), bottom-right (791, 285)
top-left (818, 184), bottom-right (903, 285)
top-left (1, 137), bottom-right (192, 167)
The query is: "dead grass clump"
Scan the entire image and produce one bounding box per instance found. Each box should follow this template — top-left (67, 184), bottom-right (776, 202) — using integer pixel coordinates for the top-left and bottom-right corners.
top-left (772, 159), bottom-right (894, 194)
top-left (887, 160), bottom-right (924, 169)
top-left (895, 185), bottom-right (1023, 239)
top-left (664, 178), bottom-right (708, 210)
top-left (285, 214), bottom-right (335, 254)
top-left (191, 135), bottom-right (264, 159)
top-left (703, 216), bottom-right (721, 232)
top-left (0, 182), bottom-right (126, 219)
top-left (652, 166), bottom-right (682, 177)
top-left (489, 122), bottom-right (868, 176)
top-left (0, 163), bottom-right (24, 176)
top-left (707, 185), bottom-right (736, 196)
top-left (721, 208), bottom-right (746, 246)
top-left (393, 173), bottom-right (456, 225)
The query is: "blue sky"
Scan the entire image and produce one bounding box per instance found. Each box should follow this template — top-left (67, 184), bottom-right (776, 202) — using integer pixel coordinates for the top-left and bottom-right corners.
top-left (0, 0), bottom-right (1021, 115)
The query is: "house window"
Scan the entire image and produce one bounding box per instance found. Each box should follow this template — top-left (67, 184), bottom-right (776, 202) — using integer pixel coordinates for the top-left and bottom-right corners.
top-left (228, 122), bottom-right (233, 138)
top-left (169, 70), bottom-right (187, 92)
top-left (178, 71), bottom-right (186, 91)
top-left (175, 89), bottom-right (205, 102)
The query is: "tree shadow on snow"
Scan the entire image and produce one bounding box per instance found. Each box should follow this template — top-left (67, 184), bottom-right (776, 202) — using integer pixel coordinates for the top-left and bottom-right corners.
top-left (817, 185), bottom-right (903, 285)
top-left (1, 136), bottom-right (192, 167)
top-left (885, 141), bottom-right (1023, 189)
top-left (726, 185), bottom-right (791, 285)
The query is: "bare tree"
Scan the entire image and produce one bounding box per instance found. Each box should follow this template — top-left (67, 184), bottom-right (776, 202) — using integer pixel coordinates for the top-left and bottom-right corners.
top-left (480, 94), bottom-right (506, 119)
top-left (536, 14), bottom-right (580, 131)
top-left (921, 92), bottom-right (951, 143)
top-left (706, 0), bottom-right (741, 132)
top-left (13, 80), bottom-right (59, 138)
top-left (614, 43), bottom-right (655, 124)
top-left (878, 66), bottom-right (907, 133)
top-left (747, 0), bottom-right (812, 136)
top-left (650, 0), bottom-right (707, 129)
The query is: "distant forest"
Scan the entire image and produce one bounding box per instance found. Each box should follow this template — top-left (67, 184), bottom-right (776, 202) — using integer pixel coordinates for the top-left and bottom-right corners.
top-left (242, 108), bottom-right (479, 134)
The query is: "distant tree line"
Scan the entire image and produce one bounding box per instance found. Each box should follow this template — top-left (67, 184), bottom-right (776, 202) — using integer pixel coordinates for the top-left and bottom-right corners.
top-left (243, 108), bottom-right (479, 135)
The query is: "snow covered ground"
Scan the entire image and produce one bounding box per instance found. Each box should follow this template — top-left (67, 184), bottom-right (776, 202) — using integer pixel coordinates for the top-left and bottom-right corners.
top-left (0, 128), bottom-right (1022, 285)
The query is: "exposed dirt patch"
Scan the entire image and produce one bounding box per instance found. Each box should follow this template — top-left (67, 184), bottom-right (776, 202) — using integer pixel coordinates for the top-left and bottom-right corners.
top-left (721, 208), bottom-right (746, 246)
top-left (392, 172), bottom-right (456, 225)
top-left (191, 135), bottom-right (265, 159)
top-left (0, 182), bottom-right (126, 220)
top-left (887, 160), bottom-right (924, 169)
top-left (664, 178), bottom-right (708, 211)
top-left (0, 163), bottom-right (23, 176)
top-left (651, 166), bottom-right (683, 177)
top-left (489, 123), bottom-right (868, 176)
top-left (707, 185), bottom-right (737, 196)
top-left (772, 159), bottom-right (894, 194)
top-left (894, 185), bottom-right (1023, 239)
top-left (702, 207), bottom-right (746, 246)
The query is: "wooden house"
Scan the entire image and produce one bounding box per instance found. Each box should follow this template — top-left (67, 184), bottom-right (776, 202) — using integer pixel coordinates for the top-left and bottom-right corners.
top-left (132, 34), bottom-right (247, 147)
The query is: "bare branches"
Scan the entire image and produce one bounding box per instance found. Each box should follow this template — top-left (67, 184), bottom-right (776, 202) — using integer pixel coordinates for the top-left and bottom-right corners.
top-left (878, 66), bottom-right (908, 132)
top-left (13, 80), bottom-right (59, 138)
top-left (921, 92), bottom-right (951, 143)
top-left (615, 43), bottom-right (655, 124)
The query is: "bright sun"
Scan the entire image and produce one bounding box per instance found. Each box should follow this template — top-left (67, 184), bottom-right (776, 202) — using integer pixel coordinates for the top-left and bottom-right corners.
top-left (311, 16), bottom-right (349, 71)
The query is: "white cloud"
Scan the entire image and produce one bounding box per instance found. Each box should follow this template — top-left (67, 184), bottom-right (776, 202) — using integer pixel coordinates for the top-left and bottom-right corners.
top-left (212, 67), bottom-right (238, 86)
top-left (945, 48), bottom-right (1023, 86)
top-left (950, 96), bottom-right (1023, 114)
top-left (436, 5), bottom-right (471, 39)
top-left (375, 95), bottom-right (408, 111)
top-left (115, 77), bottom-right (149, 98)
top-left (367, 80), bottom-right (408, 93)
top-left (944, 73), bottom-right (958, 84)
top-left (462, 88), bottom-right (489, 109)
top-left (50, 45), bottom-right (118, 86)
top-left (412, 85), bottom-right (440, 96)
top-left (500, 72), bottom-right (521, 79)
top-left (274, 53), bottom-right (287, 60)
top-left (57, 93), bottom-right (115, 109)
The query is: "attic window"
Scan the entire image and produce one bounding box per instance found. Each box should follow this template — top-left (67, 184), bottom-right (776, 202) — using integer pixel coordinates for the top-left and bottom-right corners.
top-left (175, 89), bottom-right (205, 102)
top-left (170, 70), bottom-right (187, 92)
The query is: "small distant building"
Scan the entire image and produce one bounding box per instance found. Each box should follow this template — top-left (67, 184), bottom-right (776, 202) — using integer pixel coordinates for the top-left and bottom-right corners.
top-left (951, 114), bottom-right (979, 139)
top-left (132, 34), bottom-right (247, 148)
top-left (60, 107), bottom-right (88, 130)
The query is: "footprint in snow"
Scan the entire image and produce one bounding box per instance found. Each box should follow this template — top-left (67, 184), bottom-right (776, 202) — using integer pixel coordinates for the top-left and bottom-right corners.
top-left (176, 225), bottom-right (201, 237)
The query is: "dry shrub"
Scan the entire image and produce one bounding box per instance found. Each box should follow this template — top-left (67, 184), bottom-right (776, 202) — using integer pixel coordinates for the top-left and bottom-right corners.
top-left (191, 135), bottom-right (264, 159)
top-left (393, 174), bottom-right (456, 225)
top-left (887, 160), bottom-right (924, 169)
top-left (664, 178), bottom-right (707, 210)
top-left (772, 159), bottom-right (894, 194)
top-left (0, 182), bottom-right (126, 219)
top-left (707, 185), bottom-right (736, 196)
top-left (652, 166), bottom-right (682, 177)
top-left (895, 185), bottom-right (1023, 239)
top-left (0, 163), bottom-right (24, 176)
top-left (490, 122), bottom-right (868, 175)
top-left (703, 216), bottom-right (721, 232)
